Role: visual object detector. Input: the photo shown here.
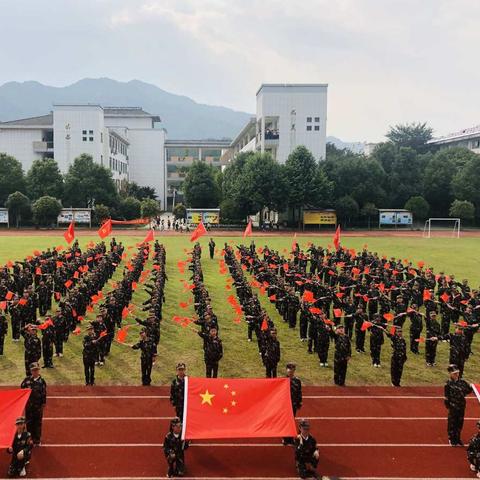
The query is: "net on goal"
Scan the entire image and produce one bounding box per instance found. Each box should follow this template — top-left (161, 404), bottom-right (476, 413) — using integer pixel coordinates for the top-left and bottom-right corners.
top-left (422, 218), bottom-right (461, 238)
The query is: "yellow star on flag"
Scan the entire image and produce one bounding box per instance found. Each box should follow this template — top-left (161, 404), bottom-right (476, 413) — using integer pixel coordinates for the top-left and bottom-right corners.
top-left (223, 408), bottom-right (228, 414)
top-left (231, 400), bottom-right (237, 406)
top-left (200, 390), bottom-right (215, 406)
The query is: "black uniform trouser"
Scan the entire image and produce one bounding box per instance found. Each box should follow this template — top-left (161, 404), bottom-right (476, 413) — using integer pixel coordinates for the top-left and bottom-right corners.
top-left (317, 339), bottom-right (329, 363)
top-left (43, 342), bottom-right (54, 367)
top-left (175, 405), bottom-right (184, 421)
top-left (441, 315), bottom-right (451, 335)
top-left (370, 345), bottom-right (381, 365)
top-left (297, 456), bottom-right (319, 479)
top-left (391, 358), bottom-right (405, 387)
top-left (8, 454), bottom-right (29, 478)
top-left (167, 453), bottom-right (185, 476)
top-left (141, 356), bottom-right (153, 385)
top-left (465, 330), bottom-right (474, 359)
top-left (265, 362), bottom-right (277, 378)
top-left (288, 311), bottom-right (297, 329)
top-left (448, 407), bottom-right (465, 443)
top-left (345, 318), bottom-right (354, 340)
top-left (334, 358), bottom-right (348, 386)
top-left (0, 334), bottom-right (4, 355)
top-left (299, 317), bottom-right (308, 339)
top-left (54, 332), bottom-right (63, 355)
top-left (425, 340), bottom-right (437, 364)
top-left (410, 330), bottom-right (421, 353)
top-left (355, 329), bottom-right (365, 351)
top-left (247, 322), bottom-right (255, 341)
top-left (12, 319), bottom-right (20, 340)
top-left (308, 333), bottom-right (317, 353)
top-left (206, 362), bottom-right (218, 378)
top-left (83, 358), bottom-right (95, 385)
top-left (209, 248), bottom-right (214, 259)
top-left (26, 406), bottom-right (43, 443)
top-left (39, 302), bottom-right (48, 316)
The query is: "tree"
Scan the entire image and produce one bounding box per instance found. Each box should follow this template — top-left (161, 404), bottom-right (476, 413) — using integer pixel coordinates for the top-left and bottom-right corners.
top-left (120, 181), bottom-right (157, 201)
top-left (360, 202), bottom-right (378, 229)
top-left (6, 191), bottom-right (31, 228)
top-left (183, 161), bottom-right (220, 208)
top-left (423, 147), bottom-right (476, 217)
top-left (449, 200), bottom-right (475, 221)
top-left (32, 196), bottom-right (62, 227)
top-left (386, 122), bottom-right (433, 153)
top-left (0, 153), bottom-right (26, 206)
top-left (404, 196), bottom-right (430, 221)
top-left (452, 155), bottom-right (480, 215)
top-left (94, 204), bottom-right (110, 224)
top-left (119, 196), bottom-right (141, 220)
top-left (285, 146), bottom-right (333, 225)
top-left (63, 154), bottom-right (118, 207)
top-left (141, 198), bottom-right (161, 219)
top-left (173, 203), bottom-right (186, 220)
top-left (26, 158), bottom-right (63, 200)
top-left (335, 195), bottom-right (359, 227)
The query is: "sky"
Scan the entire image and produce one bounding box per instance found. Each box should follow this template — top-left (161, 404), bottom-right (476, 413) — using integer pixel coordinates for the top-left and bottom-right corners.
top-left (1, 0), bottom-right (479, 142)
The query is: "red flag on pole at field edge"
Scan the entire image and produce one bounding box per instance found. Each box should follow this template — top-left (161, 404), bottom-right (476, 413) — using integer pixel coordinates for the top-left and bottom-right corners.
top-left (292, 233), bottom-right (298, 251)
top-left (142, 229), bottom-right (154, 243)
top-left (0, 390), bottom-right (31, 448)
top-left (182, 377), bottom-right (296, 440)
top-left (243, 220), bottom-right (252, 238)
top-left (190, 221), bottom-right (207, 242)
top-left (333, 225), bottom-right (341, 251)
top-left (63, 221), bottom-right (75, 244)
top-left (98, 219), bottom-right (112, 239)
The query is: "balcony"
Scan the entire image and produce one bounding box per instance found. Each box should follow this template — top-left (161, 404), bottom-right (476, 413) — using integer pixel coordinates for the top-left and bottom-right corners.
top-left (33, 141), bottom-right (54, 153)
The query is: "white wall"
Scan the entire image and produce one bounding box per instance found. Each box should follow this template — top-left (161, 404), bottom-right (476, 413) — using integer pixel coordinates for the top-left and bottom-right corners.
top-left (0, 128), bottom-right (44, 171)
top-left (53, 105), bottom-right (105, 172)
top-left (104, 116), bottom-right (152, 129)
top-left (257, 85), bottom-right (328, 163)
top-left (127, 129), bottom-right (166, 208)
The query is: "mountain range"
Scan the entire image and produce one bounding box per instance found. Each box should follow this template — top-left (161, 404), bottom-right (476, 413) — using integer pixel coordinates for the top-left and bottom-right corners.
top-left (0, 78), bottom-right (363, 150)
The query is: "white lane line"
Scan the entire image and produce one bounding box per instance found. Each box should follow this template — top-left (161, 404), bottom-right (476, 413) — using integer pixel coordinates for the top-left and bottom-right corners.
top-left (48, 395), bottom-right (170, 399)
top-left (39, 443), bottom-right (453, 448)
top-left (42, 416), bottom-right (479, 421)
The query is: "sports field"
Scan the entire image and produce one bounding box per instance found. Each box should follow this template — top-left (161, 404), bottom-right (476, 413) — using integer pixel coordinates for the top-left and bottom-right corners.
top-left (1, 231), bottom-right (480, 386)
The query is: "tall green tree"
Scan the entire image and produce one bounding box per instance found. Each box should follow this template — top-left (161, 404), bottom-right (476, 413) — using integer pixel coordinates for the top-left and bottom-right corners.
top-left (6, 191), bottom-right (31, 228)
top-left (386, 122), bottom-right (433, 153)
top-left (0, 153), bottom-right (26, 206)
top-left (449, 200), bottom-right (475, 221)
top-left (141, 198), bottom-right (161, 219)
top-left (423, 147), bottom-right (476, 217)
top-left (26, 158), bottom-right (63, 200)
top-left (32, 196), bottom-right (62, 227)
top-left (335, 195), bottom-right (359, 227)
top-left (452, 155), bottom-right (480, 216)
top-left (63, 154), bottom-right (118, 207)
top-left (404, 196), bottom-right (430, 221)
top-left (120, 181), bottom-right (157, 201)
top-left (183, 161), bottom-right (221, 208)
top-left (119, 196), bottom-right (141, 220)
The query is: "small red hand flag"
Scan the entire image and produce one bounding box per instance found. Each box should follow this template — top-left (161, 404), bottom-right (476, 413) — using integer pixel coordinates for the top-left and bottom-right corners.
top-left (333, 225), bottom-right (341, 250)
top-left (243, 220), bottom-right (252, 238)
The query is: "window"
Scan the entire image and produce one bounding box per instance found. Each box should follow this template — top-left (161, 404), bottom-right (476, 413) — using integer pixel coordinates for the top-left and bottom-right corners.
top-left (306, 117), bottom-right (312, 123)
top-left (314, 117), bottom-right (320, 122)
top-left (314, 125), bottom-right (320, 131)
top-left (307, 125), bottom-right (312, 131)
top-left (82, 137), bottom-right (87, 142)
top-left (101, 132), bottom-right (103, 143)
top-left (82, 130), bottom-right (87, 135)
top-left (109, 158), bottom-right (112, 169)
top-left (101, 154), bottom-right (103, 165)
top-left (89, 130), bottom-right (93, 135)
top-left (89, 137), bottom-right (94, 142)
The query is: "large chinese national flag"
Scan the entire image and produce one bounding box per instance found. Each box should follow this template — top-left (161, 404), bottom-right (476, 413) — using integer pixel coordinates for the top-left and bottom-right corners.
top-left (0, 389), bottom-right (31, 448)
top-left (182, 377), bottom-right (296, 440)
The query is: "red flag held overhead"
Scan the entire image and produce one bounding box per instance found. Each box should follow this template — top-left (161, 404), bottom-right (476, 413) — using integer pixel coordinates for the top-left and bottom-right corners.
top-left (142, 229), bottom-right (154, 243)
top-left (333, 225), bottom-right (341, 251)
top-left (98, 219), bottom-right (112, 239)
top-left (243, 220), bottom-right (252, 238)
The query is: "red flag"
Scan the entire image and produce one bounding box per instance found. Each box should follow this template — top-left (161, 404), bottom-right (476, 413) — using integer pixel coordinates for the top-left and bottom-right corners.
top-left (38, 318), bottom-right (54, 330)
top-left (0, 301), bottom-right (6, 310)
top-left (122, 306), bottom-right (129, 319)
top-left (0, 390), bottom-right (31, 448)
top-left (116, 326), bottom-right (129, 343)
top-left (268, 294), bottom-right (277, 301)
top-left (142, 229), bottom-right (154, 243)
top-left (72, 327), bottom-right (81, 335)
top-left (333, 225), bottom-right (341, 250)
top-left (292, 233), bottom-right (298, 251)
top-left (18, 298), bottom-right (27, 306)
top-left (440, 292), bottom-right (450, 303)
top-left (190, 222), bottom-right (207, 242)
top-left (182, 377), bottom-right (296, 440)
top-left (423, 290), bottom-right (432, 301)
top-left (5, 291), bottom-right (13, 301)
top-left (260, 318), bottom-right (269, 331)
top-left (333, 308), bottom-right (343, 318)
top-left (98, 331), bottom-right (107, 339)
top-left (302, 290), bottom-right (315, 303)
top-left (64, 280), bottom-right (73, 289)
top-left (361, 321), bottom-right (373, 331)
top-left (243, 220), bottom-right (252, 238)
top-left (309, 307), bottom-right (322, 315)
top-left (383, 313), bottom-right (394, 322)
top-left (98, 219), bottom-right (112, 239)
top-left (63, 221), bottom-right (75, 244)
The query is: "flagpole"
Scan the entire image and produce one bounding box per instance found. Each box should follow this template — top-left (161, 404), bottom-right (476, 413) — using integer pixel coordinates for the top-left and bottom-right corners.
top-left (181, 376), bottom-right (189, 440)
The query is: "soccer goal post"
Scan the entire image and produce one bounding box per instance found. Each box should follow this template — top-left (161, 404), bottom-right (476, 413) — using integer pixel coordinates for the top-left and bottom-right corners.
top-left (423, 218), bottom-right (461, 238)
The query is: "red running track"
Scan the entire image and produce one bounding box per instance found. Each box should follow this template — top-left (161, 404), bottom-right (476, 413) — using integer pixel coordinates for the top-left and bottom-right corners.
top-left (1, 385), bottom-right (479, 479)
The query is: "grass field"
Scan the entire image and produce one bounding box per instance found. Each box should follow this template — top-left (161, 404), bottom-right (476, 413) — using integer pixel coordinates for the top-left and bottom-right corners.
top-left (1, 233), bottom-right (480, 386)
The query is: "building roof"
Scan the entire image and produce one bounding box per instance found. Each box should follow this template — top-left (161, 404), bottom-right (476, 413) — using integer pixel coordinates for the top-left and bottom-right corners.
top-left (165, 139), bottom-right (231, 147)
top-left (428, 125), bottom-right (480, 144)
top-left (230, 117), bottom-right (256, 146)
top-left (256, 83), bottom-right (328, 96)
top-left (0, 113), bottom-right (53, 127)
top-left (104, 107), bottom-right (161, 123)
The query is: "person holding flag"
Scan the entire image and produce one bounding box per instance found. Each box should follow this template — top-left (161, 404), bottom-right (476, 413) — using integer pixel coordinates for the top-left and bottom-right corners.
top-left (444, 364), bottom-right (473, 446)
top-left (131, 328), bottom-right (157, 386)
top-left (467, 420), bottom-right (480, 478)
top-left (7, 417), bottom-right (33, 478)
top-left (163, 417), bottom-right (189, 478)
top-left (294, 419), bottom-right (320, 479)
